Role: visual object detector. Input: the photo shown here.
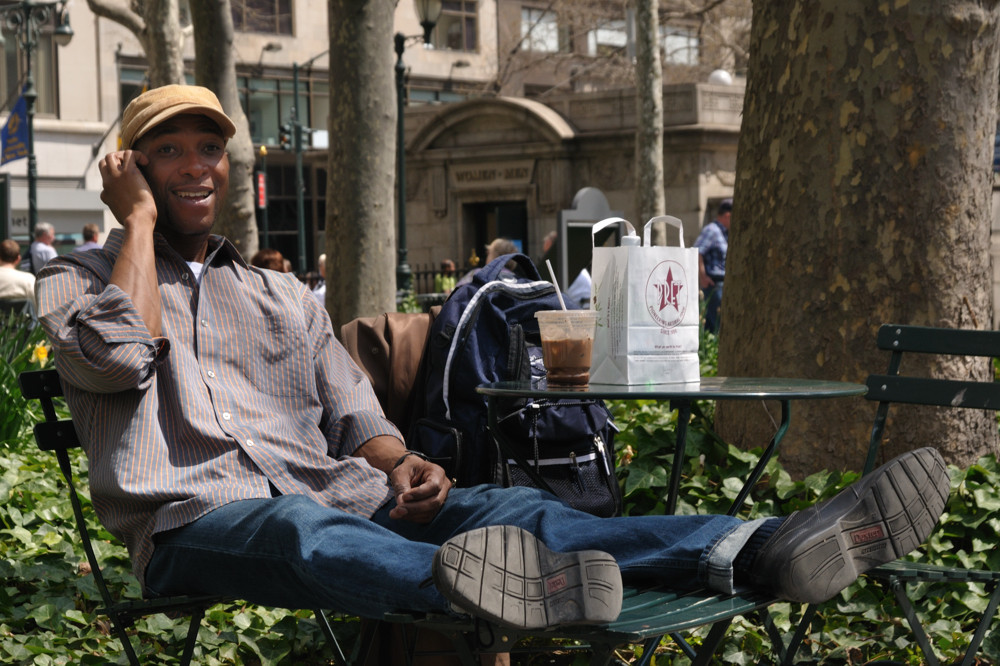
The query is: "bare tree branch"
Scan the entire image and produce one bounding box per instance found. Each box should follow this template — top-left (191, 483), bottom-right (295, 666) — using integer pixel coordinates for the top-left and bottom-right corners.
top-left (86, 0), bottom-right (146, 40)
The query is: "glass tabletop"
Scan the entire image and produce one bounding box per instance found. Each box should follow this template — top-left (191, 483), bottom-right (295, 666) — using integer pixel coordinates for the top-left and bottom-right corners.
top-left (477, 376), bottom-right (867, 401)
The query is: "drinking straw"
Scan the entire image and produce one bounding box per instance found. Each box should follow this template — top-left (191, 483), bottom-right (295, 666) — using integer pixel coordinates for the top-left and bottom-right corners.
top-left (545, 259), bottom-right (568, 310)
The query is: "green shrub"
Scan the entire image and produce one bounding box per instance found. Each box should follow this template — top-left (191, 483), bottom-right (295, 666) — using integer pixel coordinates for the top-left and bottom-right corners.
top-left (0, 311), bottom-right (50, 446)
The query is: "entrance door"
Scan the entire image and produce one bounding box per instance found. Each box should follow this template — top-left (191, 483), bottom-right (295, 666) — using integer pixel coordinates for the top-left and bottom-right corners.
top-left (463, 201), bottom-right (528, 266)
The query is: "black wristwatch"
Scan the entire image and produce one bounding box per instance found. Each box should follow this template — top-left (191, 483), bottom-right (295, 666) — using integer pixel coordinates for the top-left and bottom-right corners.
top-left (392, 450), bottom-right (429, 470)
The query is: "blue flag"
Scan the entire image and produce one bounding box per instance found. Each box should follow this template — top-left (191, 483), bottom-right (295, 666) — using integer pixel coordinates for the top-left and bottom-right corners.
top-left (1, 94), bottom-right (28, 165)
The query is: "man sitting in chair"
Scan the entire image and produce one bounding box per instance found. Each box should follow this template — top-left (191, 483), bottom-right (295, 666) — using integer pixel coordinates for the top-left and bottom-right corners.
top-left (35, 85), bottom-right (949, 632)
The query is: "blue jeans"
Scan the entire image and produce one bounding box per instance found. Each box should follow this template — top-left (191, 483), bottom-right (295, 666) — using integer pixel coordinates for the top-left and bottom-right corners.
top-left (145, 485), bottom-right (750, 618)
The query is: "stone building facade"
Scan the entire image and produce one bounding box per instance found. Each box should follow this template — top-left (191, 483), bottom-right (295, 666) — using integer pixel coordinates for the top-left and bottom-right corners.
top-left (400, 82), bottom-right (743, 283)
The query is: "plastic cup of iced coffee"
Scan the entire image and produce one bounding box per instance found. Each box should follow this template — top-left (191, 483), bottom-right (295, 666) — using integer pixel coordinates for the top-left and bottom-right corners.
top-left (535, 309), bottom-right (598, 386)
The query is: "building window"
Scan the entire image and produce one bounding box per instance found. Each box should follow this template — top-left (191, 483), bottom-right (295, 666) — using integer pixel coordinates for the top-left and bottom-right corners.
top-left (231, 0), bottom-right (292, 35)
top-left (0, 31), bottom-right (59, 115)
top-left (587, 19), bottom-right (628, 57)
top-left (256, 162), bottom-right (326, 272)
top-left (118, 66), bottom-right (328, 150)
top-left (434, 0), bottom-right (477, 52)
top-left (661, 26), bottom-right (699, 65)
top-left (239, 71), bottom-right (329, 147)
top-left (521, 7), bottom-right (561, 53)
top-left (409, 87), bottom-right (466, 105)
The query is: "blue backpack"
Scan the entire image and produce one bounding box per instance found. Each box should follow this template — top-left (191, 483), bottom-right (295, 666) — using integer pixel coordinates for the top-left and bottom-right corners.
top-left (410, 253), bottom-right (621, 517)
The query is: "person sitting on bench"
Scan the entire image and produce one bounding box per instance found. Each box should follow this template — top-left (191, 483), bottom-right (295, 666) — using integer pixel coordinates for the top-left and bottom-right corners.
top-left (35, 85), bottom-right (949, 631)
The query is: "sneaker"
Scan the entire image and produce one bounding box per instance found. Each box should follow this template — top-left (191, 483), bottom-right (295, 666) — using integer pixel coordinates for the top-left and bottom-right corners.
top-left (749, 447), bottom-right (949, 604)
top-left (432, 525), bottom-right (623, 630)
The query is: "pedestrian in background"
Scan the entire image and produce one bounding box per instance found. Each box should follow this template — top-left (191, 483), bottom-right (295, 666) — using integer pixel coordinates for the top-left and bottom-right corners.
top-left (24, 221), bottom-right (57, 274)
top-left (74, 224), bottom-right (103, 252)
top-left (694, 198), bottom-right (731, 334)
top-left (0, 238), bottom-right (36, 310)
top-left (434, 259), bottom-right (456, 294)
top-left (250, 247), bottom-right (288, 272)
top-left (456, 238), bottom-right (518, 287)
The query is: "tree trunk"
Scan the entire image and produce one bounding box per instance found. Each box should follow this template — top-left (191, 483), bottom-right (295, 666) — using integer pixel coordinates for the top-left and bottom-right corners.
top-left (144, 0), bottom-right (186, 86)
top-left (190, 0), bottom-right (258, 259)
top-left (716, 0), bottom-right (1000, 477)
top-left (326, 0), bottom-right (397, 330)
top-left (635, 0), bottom-right (666, 243)
top-left (86, 0), bottom-right (185, 87)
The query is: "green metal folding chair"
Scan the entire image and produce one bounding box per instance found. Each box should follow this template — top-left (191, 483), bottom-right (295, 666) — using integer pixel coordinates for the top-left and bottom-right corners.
top-left (860, 324), bottom-right (1000, 666)
top-left (18, 368), bottom-right (348, 666)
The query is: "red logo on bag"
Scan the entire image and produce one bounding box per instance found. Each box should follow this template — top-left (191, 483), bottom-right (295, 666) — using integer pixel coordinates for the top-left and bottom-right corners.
top-left (645, 260), bottom-right (688, 329)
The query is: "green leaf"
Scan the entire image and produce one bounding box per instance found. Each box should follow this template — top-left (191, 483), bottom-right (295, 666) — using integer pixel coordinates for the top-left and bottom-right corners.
top-left (971, 487), bottom-right (1000, 511)
top-left (623, 465), bottom-right (669, 495)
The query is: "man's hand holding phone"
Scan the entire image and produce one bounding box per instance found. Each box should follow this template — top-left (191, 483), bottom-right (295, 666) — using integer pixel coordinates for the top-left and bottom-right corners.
top-left (99, 149), bottom-right (163, 337)
top-left (98, 150), bottom-right (157, 232)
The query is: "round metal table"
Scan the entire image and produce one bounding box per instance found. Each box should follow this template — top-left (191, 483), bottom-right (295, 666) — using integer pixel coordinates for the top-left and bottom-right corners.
top-left (478, 377), bottom-right (867, 515)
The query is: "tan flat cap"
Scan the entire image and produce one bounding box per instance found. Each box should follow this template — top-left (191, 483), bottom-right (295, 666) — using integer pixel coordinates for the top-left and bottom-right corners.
top-left (120, 84), bottom-right (237, 149)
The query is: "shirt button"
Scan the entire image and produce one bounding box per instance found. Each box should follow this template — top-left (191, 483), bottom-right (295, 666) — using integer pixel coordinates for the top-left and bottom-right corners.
top-left (201, 319), bottom-right (209, 327)
top-left (222, 412), bottom-right (231, 420)
top-left (181, 273), bottom-right (189, 281)
top-left (207, 370), bottom-right (216, 378)
top-left (246, 439), bottom-right (254, 447)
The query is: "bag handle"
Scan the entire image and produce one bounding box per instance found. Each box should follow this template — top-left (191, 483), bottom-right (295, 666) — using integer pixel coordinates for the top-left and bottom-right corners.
top-left (477, 253), bottom-right (541, 282)
top-left (644, 215), bottom-right (685, 248)
top-left (591, 217), bottom-right (638, 249)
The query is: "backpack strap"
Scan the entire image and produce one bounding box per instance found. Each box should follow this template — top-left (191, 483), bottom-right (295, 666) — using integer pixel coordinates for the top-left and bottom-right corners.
top-left (476, 253), bottom-right (541, 282)
top-left (441, 278), bottom-right (553, 420)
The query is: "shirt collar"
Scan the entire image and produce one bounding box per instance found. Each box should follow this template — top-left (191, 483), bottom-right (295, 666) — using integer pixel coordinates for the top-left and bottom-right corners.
top-left (103, 228), bottom-right (249, 275)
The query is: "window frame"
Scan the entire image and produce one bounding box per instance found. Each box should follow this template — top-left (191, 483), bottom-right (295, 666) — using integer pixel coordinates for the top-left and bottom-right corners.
top-left (434, 0), bottom-right (478, 53)
top-left (231, 0), bottom-right (293, 36)
top-left (0, 24), bottom-right (61, 116)
top-left (520, 6), bottom-right (562, 54)
top-left (660, 25), bottom-right (699, 66)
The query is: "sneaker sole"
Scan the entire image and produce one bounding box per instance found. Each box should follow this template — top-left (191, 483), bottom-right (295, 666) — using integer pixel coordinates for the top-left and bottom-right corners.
top-left (758, 447), bottom-right (949, 604)
top-left (432, 525), bottom-right (623, 630)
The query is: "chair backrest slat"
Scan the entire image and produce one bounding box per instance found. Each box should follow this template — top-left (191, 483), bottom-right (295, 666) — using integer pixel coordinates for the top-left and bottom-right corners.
top-left (18, 369), bottom-right (79, 452)
top-left (19, 368), bottom-right (63, 422)
top-left (33, 420), bottom-right (81, 452)
top-left (876, 325), bottom-right (1000, 358)
top-left (866, 374), bottom-right (1000, 411)
top-left (18, 367), bottom-right (63, 400)
top-left (864, 324), bottom-right (1000, 475)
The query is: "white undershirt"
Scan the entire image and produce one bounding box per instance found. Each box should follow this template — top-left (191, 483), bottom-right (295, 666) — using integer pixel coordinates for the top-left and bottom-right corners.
top-left (187, 261), bottom-right (204, 283)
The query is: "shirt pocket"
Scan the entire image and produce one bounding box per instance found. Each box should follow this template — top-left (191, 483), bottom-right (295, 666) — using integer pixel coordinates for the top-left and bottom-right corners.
top-left (241, 309), bottom-right (316, 397)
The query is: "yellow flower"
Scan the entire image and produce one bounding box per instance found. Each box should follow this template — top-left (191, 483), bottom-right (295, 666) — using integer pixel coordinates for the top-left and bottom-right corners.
top-left (31, 343), bottom-right (49, 367)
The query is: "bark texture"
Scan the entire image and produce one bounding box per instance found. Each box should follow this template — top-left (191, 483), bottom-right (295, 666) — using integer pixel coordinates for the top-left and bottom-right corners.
top-left (635, 0), bottom-right (666, 243)
top-left (717, 0), bottom-right (1000, 476)
top-left (190, 0), bottom-right (258, 258)
top-left (86, 0), bottom-right (186, 86)
top-left (326, 0), bottom-right (398, 330)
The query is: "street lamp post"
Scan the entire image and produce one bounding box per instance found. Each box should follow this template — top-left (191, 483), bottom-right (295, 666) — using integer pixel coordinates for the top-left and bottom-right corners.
top-left (395, 0), bottom-right (442, 294)
top-left (0, 0), bottom-right (72, 241)
top-left (291, 50), bottom-right (328, 274)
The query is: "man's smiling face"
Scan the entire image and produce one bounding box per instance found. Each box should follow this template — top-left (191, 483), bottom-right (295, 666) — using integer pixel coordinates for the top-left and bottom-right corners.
top-left (134, 113), bottom-right (230, 245)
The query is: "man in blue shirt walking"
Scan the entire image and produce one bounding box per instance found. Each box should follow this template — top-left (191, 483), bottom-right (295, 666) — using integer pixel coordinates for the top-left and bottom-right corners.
top-left (695, 198), bottom-right (731, 333)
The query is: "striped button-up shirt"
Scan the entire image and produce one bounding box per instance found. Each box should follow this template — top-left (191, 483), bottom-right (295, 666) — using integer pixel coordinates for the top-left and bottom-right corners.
top-left (36, 229), bottom-right (399, 590)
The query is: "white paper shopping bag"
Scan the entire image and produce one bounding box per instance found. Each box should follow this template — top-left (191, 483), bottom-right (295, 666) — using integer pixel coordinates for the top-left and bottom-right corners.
top-left (590, 216), bottom-right (701, 385)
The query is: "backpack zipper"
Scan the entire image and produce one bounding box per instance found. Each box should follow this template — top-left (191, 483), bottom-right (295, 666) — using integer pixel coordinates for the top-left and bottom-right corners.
top-left (594, 434), bottom-right (611, 476)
